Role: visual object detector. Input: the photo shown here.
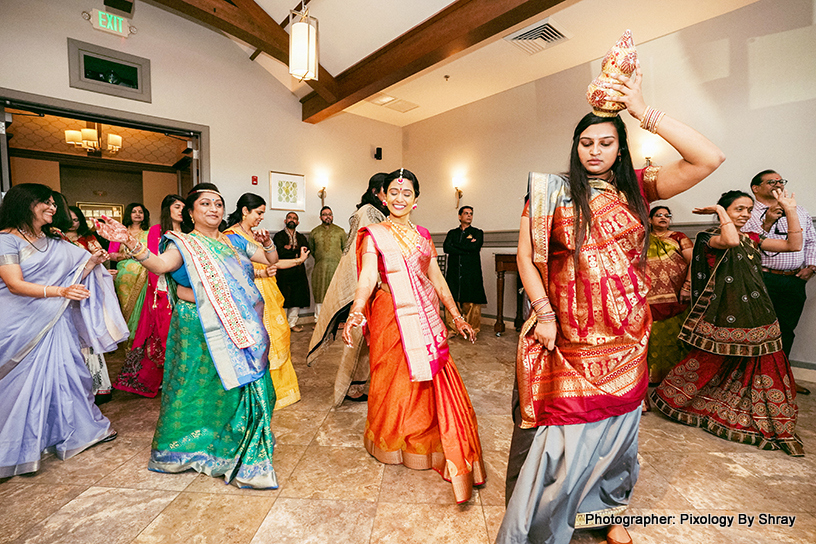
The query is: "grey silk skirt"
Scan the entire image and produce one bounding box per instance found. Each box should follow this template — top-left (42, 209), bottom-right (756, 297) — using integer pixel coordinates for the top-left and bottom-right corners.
top-left (496, 407), bottom-right (641, 544)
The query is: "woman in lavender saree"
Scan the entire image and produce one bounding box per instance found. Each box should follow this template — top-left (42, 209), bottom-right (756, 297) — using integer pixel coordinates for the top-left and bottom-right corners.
top-left (343, 169), bottom-right (485, 504)
top-left (0, 184), bottom-right (126, 478)
top-left (97, 183), bottom-right (293, 489)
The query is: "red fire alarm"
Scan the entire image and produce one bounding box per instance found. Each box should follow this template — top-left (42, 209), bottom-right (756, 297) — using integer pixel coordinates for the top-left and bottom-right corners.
top-left (251, 175), bottom-right (258, 185)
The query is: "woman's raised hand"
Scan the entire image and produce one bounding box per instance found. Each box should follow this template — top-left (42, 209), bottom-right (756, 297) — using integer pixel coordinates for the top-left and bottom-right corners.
top-left (692, 205), bottom-right (723, 216)
top-left (88, 248), bottom-right (109, 267)
top-left (773, 188), bottom-right (797, 210)
top-left (606, 66), bottom-right (647, 121)
top-left (253, 228), bottom-right (272, 247)
top-left (95, 216), bottom-right (129, 243)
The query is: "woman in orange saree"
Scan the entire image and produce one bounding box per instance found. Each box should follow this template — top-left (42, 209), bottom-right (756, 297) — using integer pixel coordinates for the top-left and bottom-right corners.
top-left (498, 58), bottom-right (725, 543)
top-left (343, 169), bottom-right (485, 504)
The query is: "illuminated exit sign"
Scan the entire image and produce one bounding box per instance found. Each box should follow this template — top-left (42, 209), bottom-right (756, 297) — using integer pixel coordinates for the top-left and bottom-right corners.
top-left (91, 9), bottom-right (130, 38)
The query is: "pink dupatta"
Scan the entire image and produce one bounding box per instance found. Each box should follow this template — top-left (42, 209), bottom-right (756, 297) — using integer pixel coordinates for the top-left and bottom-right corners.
top-left (361, 223), bottom-right (448, 382)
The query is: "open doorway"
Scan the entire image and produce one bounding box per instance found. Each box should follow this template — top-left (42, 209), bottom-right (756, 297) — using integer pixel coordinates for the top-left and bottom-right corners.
top-left (0, 88), bottom-right (209, 221)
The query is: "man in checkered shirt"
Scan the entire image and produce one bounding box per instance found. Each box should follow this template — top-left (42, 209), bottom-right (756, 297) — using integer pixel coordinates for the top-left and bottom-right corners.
top-left (743, 169), bottom-right (816, 395)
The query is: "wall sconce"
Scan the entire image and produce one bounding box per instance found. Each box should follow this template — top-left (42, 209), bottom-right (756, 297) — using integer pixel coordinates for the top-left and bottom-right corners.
top-left (289, 8), bottom-right (319, 82)
top-left (644, 156), bottom-right (652, 167)
top-left (317, 186), bottom-right (327, 208)
top-left (454, 186), bottom-right (463, 209)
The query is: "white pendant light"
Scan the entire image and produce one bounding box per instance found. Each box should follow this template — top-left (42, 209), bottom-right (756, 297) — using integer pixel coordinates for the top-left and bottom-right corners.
top-left (289, 9), bottom-right (318, 82)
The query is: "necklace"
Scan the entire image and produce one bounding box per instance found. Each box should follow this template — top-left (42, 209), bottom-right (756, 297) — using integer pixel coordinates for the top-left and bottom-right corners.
top-left (17, 228), bottom-right (48, 252)
top-left (386, 216), bottom-right (416, 231)
top-left (386, 216), bottom-right (420, 250)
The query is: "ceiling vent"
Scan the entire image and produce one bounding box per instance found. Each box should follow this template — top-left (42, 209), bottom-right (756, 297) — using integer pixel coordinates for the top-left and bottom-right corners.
top-left (504, 17), bottom-right (571, 55)
top-left (366, 93), bottom-right (419, 113)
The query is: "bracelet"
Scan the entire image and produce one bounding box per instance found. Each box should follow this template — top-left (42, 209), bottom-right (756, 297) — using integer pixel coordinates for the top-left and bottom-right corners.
top-left (720, 221), bottom-right (733, 226)
top-left (640, 106), bottom-right (666, 133)
top-left (788, 229), bottom-right (803, 234)
top-left (127, 241), bottom-right (144, 256)
top-left (536, 311), bottom-right (556, 323)
top-left (134, 249), bottom-right (151, 262)
top-left (43, 285), bottom-right (48, 298)
top-left (263, 244), bottom-right (275, 252)
top-left (453, 315), bottom-right (465, 323)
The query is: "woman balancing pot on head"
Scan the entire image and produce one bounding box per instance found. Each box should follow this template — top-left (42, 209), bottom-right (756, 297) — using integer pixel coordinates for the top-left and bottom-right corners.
top-left (224, 193), bottom-right (309, 410)
top-left (497, 31), bottom-right (725, 544)
top-left (113, 194), bottom-right (185, 398)
top-left (342, 168), bottom-right (486, 503)
top-left (650, 189), bottom-right (805, 456)
top-left (96, 183), bottom-right (301, 488)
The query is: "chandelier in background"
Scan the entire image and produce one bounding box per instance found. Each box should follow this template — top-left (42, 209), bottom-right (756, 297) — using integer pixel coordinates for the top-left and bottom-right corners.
top-left (65, 123), bottom-right (123, 154)
top-left (289, 7), bottom-right (318, 82)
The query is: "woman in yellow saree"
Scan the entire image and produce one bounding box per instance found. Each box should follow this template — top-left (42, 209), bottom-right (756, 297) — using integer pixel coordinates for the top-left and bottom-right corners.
top-left (224, 193), bottom-right (308, 409)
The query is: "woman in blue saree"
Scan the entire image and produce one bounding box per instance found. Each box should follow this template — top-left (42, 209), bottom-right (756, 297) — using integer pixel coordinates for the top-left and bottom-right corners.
top-left (0, 184), bottom-right (127, 478)
top-left (97, 183), bottom-right (304, 489)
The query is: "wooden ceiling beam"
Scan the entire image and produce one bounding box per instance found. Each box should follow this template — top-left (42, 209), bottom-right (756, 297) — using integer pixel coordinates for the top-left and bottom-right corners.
top-left (150, 0), bottom-right (337, 102)
top-left (301, 0), bottom-right (566, 124)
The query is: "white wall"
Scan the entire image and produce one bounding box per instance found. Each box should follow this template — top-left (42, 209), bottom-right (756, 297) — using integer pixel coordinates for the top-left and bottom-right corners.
top-left (408, 0), bottom-right (816, 367)
top-left (0, 0), bottom-right (402, 237)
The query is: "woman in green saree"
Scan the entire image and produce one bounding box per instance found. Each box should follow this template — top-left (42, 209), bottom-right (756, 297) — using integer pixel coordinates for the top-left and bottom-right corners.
top-left (97, 183), bottom-right (294, 488)
top-left (108, 203), bottom-right (150, 343)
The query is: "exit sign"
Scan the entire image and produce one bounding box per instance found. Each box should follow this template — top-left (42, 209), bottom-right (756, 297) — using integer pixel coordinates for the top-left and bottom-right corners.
top-left (91, 9), bottom-right (130, 38)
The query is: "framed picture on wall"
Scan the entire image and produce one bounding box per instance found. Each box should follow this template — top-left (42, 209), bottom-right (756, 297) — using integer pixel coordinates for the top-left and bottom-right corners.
top-left (269, 171), bottom-right (306, 211)
top-left (76, 202), bottom-right (124, 228)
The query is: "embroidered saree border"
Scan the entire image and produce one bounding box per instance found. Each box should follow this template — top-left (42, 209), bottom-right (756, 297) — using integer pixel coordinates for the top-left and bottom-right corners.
top-left (363, 223), bottom-right (444, 382)
top-left (170, 232), bottom-right (255, 350)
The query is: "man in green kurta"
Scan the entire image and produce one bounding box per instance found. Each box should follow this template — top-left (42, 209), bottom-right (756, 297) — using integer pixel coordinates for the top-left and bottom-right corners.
top-left (309, 206), bottom-right (346, 318)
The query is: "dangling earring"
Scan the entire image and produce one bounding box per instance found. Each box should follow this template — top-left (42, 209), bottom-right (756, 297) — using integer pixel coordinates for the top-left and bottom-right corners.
top-left (382, 200), bottom-right (387, 206)
top-left (412, 204), bottom-right (417, 210)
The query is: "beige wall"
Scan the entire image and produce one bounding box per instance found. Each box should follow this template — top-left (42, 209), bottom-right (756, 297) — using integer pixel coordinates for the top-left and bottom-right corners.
top-left (0, 0), bottom-right (402, 238)
top-left (407, 0), bottom-right (816, 366)
top-left (142, 171), bottom-right (178, 224)
top-left (9, 157), bottom-right (60, 190)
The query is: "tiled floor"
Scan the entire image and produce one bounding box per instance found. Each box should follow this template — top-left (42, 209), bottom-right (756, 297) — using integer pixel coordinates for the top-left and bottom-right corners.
top-left (2, 323), bottom-right (815, 544)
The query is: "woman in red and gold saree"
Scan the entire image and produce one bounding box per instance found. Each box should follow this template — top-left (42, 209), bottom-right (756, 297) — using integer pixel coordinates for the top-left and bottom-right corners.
top-left (645, 206), bottom-right (693, 386)
top-left (651, 190), bottom-right (804, 456)
top-left (498, 66), bottom-right (725, 544)
top-left (113, 195), bottom-right (185, 397)
top-left (343, 169), bottom-right (485, 504)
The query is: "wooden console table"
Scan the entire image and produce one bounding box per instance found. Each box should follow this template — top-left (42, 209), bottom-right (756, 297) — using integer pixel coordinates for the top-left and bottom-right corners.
top-left (494, 254), bottom-right (524, 336)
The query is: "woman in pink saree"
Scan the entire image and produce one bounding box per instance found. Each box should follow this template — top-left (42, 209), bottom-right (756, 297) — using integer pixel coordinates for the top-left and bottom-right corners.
top-left (343, 169), bottom-right (485, 503)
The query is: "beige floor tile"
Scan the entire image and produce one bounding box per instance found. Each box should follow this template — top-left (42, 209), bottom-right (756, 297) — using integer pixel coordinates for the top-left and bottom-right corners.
top-left (99, 394), bottom-right (162, 438)
top-left (475, 415), bottom-right (514, 453)
top-left (0, 482), bottom-right (86, 543)
top-left (280, 446), bottom-right (383, 501)
top-left (280, 385), bottom-right (336, 413)
top-left (468, 389), bottom-right (512, 416)
top-left (628, 455), bottom-right (696, 510)
top-left (479, 449), bottom-right (508, 507)
top-left (269, 410), bottom-right (326, 446)
top-left (483, 505), bottom-right (505, 543)
top-left (11, 435), bottom-right (150, 486)
top-left (312, 411), bottom-right (367, 448)
top-left (378, 463), bottom-right (480, 505)
top-left (641, 452), bottom-right (787, 511)
top-left (249, 498), bottom-right (377, 544)
top-left (14, 486), bottom-right (178, 544)
top-left (131, 492), bottom-right (274, 544)
top-left (638, 411), bottom-right (756, 454)
top-left (369, 502), bottom-right (489, 544)
top-left (97, 447), bottom-right (198, 491)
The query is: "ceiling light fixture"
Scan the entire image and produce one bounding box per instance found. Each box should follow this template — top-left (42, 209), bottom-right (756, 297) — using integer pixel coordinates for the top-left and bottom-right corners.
top-left (65, 123), bottom-right (123, 154)
top-left (289, 8), bottom-right (318, 82)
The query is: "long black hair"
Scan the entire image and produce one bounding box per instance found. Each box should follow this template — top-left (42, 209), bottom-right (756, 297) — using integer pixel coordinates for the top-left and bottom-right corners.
top-left (123, 202), bottom-right (150, 230)
top-left (0, 183), bottom-right (61, 239)
top-left (159, 194), bottom-right (185, 234)
top-left (717, 190), bottom-right (753, 209)
top-left (226, 193), bottom-right (266, 227)
top-left (51, 191), bottom-right (74, 233)
top-left (181, 183), bottom-right (222, 233)
top-left (68, 205), bottom-right (93, 236)
top-left (384, 169), bottom-right (420, 197)
top-left (568, 113), bottom-right (649, 263)
top-left (358, 172), bottom-right (389, 216)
